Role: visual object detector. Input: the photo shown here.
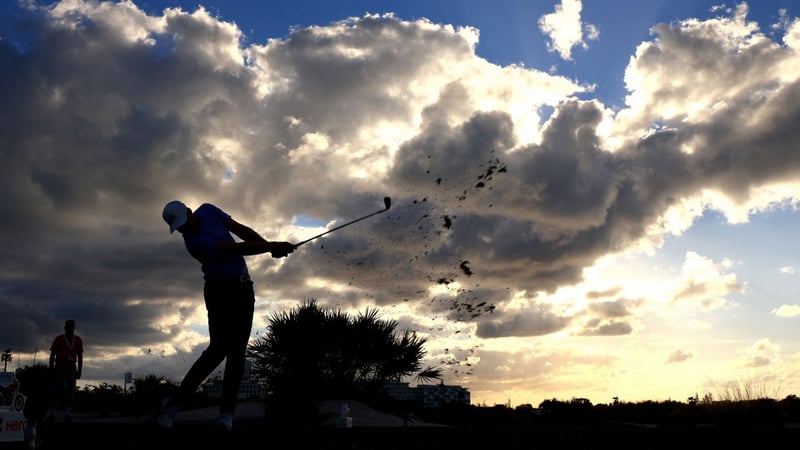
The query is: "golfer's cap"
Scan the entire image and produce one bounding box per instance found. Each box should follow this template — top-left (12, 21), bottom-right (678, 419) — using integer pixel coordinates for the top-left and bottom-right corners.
top-left (162, 200), bottom-right (188, 234)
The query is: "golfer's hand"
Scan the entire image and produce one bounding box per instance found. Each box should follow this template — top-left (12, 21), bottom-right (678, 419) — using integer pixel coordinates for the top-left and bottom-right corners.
top-left (270, 242), bottom-right (297, 258)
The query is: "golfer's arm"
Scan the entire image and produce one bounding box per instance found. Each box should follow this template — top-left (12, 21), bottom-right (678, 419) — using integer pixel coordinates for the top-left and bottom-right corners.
top-left (226, 240), bottom-right (278, 256)
top-left (220, 219), bottom-right (287, 256)
top-left (226, 218), bottom-right (265, 242)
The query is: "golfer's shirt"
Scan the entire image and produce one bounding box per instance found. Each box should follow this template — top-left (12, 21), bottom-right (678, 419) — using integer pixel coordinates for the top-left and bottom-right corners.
top-left (51, 334), bottom-right (83, 366)
top-left (183, 203), bottom-right (249, 281)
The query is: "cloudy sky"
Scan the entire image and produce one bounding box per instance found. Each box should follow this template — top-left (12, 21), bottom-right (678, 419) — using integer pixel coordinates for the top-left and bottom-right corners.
top-left (2, 0), bottom-right (800, 407)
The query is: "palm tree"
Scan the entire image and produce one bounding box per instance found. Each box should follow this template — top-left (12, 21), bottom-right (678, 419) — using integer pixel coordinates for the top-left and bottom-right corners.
top-left (246, 299), bottom-right (441, 421)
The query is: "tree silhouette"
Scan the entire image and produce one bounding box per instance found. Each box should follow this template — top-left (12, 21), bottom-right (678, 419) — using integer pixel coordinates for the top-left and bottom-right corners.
top-left (246, 299), bottom-right (440, 422)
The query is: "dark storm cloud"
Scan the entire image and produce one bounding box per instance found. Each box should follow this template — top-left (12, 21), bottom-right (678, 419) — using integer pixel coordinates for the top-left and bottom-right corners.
top-left (0, 2), bottom-right (270, 370)
top-left (476, 305), bottom-right (572, 338)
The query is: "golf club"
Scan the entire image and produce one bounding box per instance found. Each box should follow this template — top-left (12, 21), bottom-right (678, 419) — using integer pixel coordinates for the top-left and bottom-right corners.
top-left (294, 196), bottom-right (392, 247)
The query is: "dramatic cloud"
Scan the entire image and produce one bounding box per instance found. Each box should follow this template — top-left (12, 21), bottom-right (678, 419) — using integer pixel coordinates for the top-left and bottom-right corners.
top-left (1, 0), bottom-right (799, 405)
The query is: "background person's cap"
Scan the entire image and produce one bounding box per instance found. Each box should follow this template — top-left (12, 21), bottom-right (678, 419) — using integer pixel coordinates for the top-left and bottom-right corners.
top-left (162, 200), bottom-right (188, 233)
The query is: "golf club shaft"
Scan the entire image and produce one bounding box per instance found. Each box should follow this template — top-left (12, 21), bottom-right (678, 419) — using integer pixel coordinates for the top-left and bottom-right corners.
top-left (295, 197), bottom-right (392, 246)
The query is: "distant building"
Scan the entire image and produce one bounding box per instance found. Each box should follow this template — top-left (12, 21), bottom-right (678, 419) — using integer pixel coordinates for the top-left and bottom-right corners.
top-left (382, 381), bottom-right (470, 408)
top-left (203, 380), bottom-right (264, 400)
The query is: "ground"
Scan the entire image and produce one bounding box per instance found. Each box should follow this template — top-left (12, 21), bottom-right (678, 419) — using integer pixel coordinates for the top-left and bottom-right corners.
top-left (10, 399), bottom-right (800, 449)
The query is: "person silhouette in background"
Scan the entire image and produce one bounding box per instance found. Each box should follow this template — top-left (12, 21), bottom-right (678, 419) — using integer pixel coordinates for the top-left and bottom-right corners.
top-left (158, 200), bottom-right (296, 432)
top-left (47, 319), bottom-right (83, 425)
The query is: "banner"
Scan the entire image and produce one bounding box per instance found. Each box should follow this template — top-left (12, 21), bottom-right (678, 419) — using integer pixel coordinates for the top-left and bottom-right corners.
top-left (0, 410), bottom-right (26, 442)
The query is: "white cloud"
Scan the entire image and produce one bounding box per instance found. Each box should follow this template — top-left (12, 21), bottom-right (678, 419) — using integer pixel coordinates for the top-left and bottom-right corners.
top-left (772, 305), bottom-right (800, 318)
top-left (538, 0), bottom-right (599, 60)
top-left (670, 252), bottom-right (742, 311)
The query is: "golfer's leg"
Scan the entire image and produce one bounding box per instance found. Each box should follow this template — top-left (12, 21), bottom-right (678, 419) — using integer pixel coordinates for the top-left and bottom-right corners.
top-left (177, 282), bottom-right (228, 398)
top-left (219, 282), bottom-right (255, 414)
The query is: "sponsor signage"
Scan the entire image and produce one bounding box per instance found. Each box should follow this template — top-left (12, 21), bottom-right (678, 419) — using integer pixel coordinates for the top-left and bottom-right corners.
top-left (0, 410), bottom-right (26, 442)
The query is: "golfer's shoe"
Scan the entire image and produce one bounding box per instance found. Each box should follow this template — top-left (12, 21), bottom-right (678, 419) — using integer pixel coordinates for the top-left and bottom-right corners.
top-left (215, 412), bottom-right (233, 432)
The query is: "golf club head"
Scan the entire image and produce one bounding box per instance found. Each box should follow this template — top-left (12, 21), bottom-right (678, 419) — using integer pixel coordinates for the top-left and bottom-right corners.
top-left (384, 196), bottom-right (391, 210)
